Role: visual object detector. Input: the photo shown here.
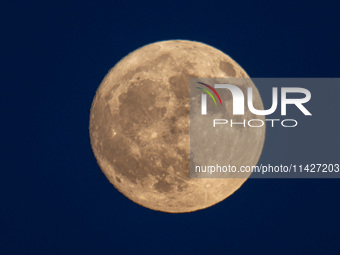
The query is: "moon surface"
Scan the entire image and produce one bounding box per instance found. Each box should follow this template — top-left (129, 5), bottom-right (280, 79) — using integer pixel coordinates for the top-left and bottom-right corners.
top-left (89, 40), bottom-right (265, 213)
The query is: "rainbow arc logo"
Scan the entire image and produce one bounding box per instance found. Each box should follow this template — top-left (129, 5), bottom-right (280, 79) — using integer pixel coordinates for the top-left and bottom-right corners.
top-left (196, 82), bottom-right (222, 106)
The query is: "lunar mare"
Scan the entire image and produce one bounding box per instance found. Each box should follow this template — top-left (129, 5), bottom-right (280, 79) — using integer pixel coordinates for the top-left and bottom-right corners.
top-left (89, 40), bottom-right (265, 213)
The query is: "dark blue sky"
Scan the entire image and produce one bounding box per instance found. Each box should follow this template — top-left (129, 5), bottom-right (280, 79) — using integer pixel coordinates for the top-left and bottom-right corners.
top-left (1, 0), bottom-right (340, 254)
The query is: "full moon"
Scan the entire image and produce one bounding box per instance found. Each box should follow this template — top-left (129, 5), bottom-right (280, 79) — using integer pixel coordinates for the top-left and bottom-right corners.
top-left (89, 40), bottom-right (265, 213)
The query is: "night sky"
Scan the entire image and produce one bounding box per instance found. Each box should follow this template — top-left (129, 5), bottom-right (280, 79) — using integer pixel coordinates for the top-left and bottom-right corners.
top-left (1, 1), bottom-right (340, 254)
